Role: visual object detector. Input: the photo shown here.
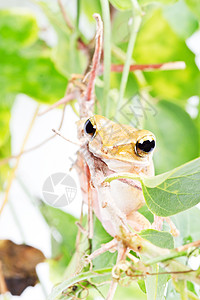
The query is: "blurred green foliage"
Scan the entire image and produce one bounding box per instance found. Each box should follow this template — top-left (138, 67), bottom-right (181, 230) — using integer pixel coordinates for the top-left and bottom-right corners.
top-left (0, 0), bottom-right (200, 299)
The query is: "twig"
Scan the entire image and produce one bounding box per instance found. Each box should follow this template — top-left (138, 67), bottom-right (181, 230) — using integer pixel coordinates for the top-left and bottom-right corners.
top-left (0, 98), bottom-right (68, 167)
top-left (81, 14), bottom-right (103, 117)
top-left (57, 0), bottom-right (74, 31)
top-left (109, 61), bottom-right (186, 72)
top-left (52, 129), bottom-right (80, 146)
top-left (176, 240), bottom-right (200, 252)
top-left (100, 0), bottom-right (111, 116)
top-left (0, 105), bottom-right (40, 216)
top-left (76, 221), bottom-right (87, 235)
top-left (38, 91), bottom-right (77, 116)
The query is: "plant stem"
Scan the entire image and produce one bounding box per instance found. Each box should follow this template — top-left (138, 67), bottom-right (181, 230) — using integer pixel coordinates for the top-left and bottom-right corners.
top-left (100, 0), bottom-right (111, 117)
top-left (145, 250), bottom-right (187, 265)
top-left (58, 0), bottom-right (74, 31)
top-left (116, 0), bottom-right (142, 118)
top-left (180, 281), bottom-right (189, 300)
top-left (76, 0), bottom-right (81, 30)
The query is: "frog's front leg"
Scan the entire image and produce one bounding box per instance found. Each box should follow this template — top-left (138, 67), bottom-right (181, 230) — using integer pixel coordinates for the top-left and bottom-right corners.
top-left (95, 182), bottom-right (131, 236)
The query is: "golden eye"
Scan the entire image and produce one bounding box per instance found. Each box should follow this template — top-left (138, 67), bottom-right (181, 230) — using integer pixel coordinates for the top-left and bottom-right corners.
top-left (84, 118), bottom-right (96, 138)
top-left (135, 136), bottom-right (155, 157)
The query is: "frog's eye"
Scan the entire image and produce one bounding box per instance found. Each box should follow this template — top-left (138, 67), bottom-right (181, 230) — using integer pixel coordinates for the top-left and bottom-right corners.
top-left (135, 136), bottom-right (155, 157)
top-left (84, 119), bottom-right (96, 138)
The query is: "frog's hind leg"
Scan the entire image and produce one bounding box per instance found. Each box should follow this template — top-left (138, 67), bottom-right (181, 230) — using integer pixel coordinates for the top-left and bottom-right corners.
top-left (152, 216), bottom-right (179, 237)
top-left (126, 211), bottom-right (151, 232)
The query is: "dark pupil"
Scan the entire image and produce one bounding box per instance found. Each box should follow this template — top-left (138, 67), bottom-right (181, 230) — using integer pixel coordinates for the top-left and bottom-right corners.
top-left (137, 140), bottom-right (155, 153)
top-left (84, 119), bottom-right (96, 136)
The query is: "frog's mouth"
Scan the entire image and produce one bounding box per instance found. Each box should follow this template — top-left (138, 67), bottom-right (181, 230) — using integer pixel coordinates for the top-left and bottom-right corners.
top-left (86, 146), bottom-right (143, 191)
top-left (89, 144), bottom-right (152, 173)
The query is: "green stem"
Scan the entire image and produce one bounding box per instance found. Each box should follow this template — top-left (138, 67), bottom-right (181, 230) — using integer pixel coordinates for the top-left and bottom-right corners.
top-left (180, 281), bottom-right (189, 300)
top-left (145, 251), bottom-right (187, 265)
top-left (116, 0), bottom-right (142, 118)
top-left (173, 280), bottom-right (189, 300)
top-left (47, 268), bottom-right (112, 300)
top-left (100, 0), bottom-right (111, 117)
top-left (76, 0), bottom-right (81, 30)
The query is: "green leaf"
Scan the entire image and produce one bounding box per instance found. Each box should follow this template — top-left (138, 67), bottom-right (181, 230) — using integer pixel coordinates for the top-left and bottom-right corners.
top-left (0, 136), bottom-right (11, 190)
top-left (138, 279), bottom-right (147, 294)
top-left (139, 230), bottom-right (173, 300)
top-left (0, 99), bottom-right (13, 190)
top-left (39, 2), bottom-right (87, 77)
top-left (142, 157), bottom-right (200, 216)
top-left (171, 207), bottom-right (200, 247)
top-left (134, 9), bottom-right (200, 101)
top-left (185, 0), bottom-right (200, 20)
top-left (163, 0), bottom-right (199, 39)
top-left (115, 282), bottom-right (147, 300)
top-left (144, 100), bottom-right (199, 174)
top-left (0, 109), bottom-right (11, 148)
top-left (110, 0), bottom-right (177, 10)
top-left (81, 0), bottom-right (101, 22)
top-left (0, 9), bottom-right (67, 104)
top-left (0, 9), bottom-right (38, 51)
top-left (140, 229), bottom-right (174, 249)
top-left (40, 203), bottom-right (78, 281)
top-left (92, 216), bottom-right (117, 270)
top-left (145, 264), bottom-right (169, 300)
top-left (47, 268), bottom-right (112, 300)
top-left (138, 205), bottom-right (154, 224)
top-left (140, 0), bottom-right (178, 4)
top-left (109, 0), bottom-right (132, 10)
top-left (166, 279), bottom-right (181, 300)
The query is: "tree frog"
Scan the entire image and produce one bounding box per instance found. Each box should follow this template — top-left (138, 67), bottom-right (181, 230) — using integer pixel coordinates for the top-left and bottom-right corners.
top-left (77, 114), bottom-right (156, 237)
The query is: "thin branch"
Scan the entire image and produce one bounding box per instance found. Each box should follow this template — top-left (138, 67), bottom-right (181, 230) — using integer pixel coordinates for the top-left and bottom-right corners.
top-left (100, 0), bottom-right (111, 117)
top-left (52, 129), bottom-right (80, 146)
top-left (57, 0), bottom-right (74, 31)
top-left (0, 105), bottom-right (40, 216)
top-left (0, 92), bottom-right (69, 167)
top-left (38, 91), bottom-right (77, 116)
top-left (76, 0), bottom-right (81, 30)
top-left (81, 14), bottom-right (103, 117)
top-left (109, 61), bottom-right (186, 72)
top-left (176, 240), bottom-right (200, 252)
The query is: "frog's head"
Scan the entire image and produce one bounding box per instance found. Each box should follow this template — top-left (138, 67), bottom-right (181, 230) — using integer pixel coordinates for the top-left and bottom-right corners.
top-left (79, 115), bottom-right (156, 171)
